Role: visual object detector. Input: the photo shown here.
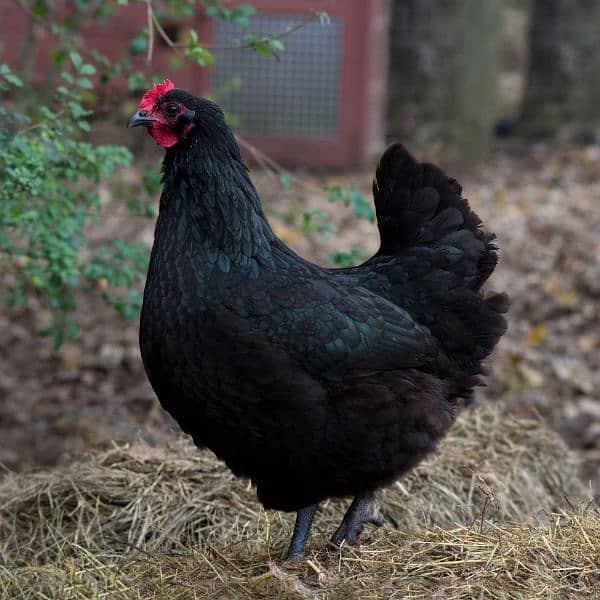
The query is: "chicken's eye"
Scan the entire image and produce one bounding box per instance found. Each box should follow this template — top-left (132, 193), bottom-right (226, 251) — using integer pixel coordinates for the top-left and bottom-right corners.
top-left (165, 104), bottom-right (178, 117)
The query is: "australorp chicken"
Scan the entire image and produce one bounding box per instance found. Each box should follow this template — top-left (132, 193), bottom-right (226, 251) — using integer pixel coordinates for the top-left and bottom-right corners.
top-left (128, 80), bottom-right (508, 559)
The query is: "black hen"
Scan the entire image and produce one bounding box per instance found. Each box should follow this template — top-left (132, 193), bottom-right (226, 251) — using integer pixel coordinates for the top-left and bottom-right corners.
top-left (128, 81), bottom-right (508, 559)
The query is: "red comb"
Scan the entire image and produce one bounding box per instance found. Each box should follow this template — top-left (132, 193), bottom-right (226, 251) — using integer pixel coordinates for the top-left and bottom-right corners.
top-left (138, 79), bottom-right (175, 111)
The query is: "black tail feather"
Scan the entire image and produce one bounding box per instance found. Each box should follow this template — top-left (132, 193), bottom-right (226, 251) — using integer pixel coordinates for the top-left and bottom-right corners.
top-left (368, 143), bottom-right (508, 399)
top-left (373, 143), bottom-right (499, 290)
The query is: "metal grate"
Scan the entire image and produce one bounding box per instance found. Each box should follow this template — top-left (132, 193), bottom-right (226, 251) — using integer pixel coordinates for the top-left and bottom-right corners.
top-left (213, 15), bottom-right (342, 138)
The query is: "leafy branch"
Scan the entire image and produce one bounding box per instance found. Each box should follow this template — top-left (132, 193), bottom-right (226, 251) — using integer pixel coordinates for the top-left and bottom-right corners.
top-left (144, 1), bottom-right (327, 64)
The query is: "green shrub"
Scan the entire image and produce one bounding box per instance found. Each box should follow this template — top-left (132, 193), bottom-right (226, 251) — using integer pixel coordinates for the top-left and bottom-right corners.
top-left (0, 58), bottom-right (137, 346)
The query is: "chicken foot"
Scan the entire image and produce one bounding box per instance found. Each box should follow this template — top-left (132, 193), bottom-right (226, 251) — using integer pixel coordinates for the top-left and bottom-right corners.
top-left (286, 504), bottom-right (318, 560)
top-left (328, 492), bottom-right (384, 548)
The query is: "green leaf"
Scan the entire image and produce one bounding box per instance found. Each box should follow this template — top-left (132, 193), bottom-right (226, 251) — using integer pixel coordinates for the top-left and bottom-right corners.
top-left (69, 51), bottom-right (83, 71)
top-left (0, 64), bottom-right (23, 88)
top-left (255, 44), bottom-right (271, 57)
top-left (269, 39), bottom-right (285, 52)
top-left (79, 64), bottom-right (96, 75)
top-left (4, 73), bottom-right (23, 87)
top-left (326, 185), bottom-right (375, 222)
top-left (279, 174), bottom-right (291, 189)
top-left (39, 106), bottom-right (57, 119)
top-left (32, 0), bottom-right (48, 19)
top-left (328, 247), bottom-right (368, 268)
top-left (127, 72), bottom-right (147, 91)
top-left (184, 46), bottom-right (214, 67)
top-left (77, 77), bottom-right (94, 89)
top-left (129, 34), bottom-right (148, 56)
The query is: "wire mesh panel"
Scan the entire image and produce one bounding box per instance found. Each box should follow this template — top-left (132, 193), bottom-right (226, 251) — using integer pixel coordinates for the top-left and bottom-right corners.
top-left (213, 15), bottom-right (342, 138)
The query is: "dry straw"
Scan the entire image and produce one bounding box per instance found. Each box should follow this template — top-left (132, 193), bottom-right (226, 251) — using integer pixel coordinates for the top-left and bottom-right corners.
top-left (1, 404), bottom-right (597, 599)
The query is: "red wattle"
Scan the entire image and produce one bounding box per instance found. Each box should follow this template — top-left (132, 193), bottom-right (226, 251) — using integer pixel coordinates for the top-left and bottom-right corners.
top-left (147, 126), bottom-right (180, 148)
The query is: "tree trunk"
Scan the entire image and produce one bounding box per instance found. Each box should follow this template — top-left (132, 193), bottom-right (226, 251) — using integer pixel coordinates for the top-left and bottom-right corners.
top-left (578, 2), bottom-right (600, 124)
top-left (520, 0), bottom-right (569, 135)
top-left (521, 0), bottom-right (600, 136)
top-left (387, 0), bottom-right (502, 166)
top-left (447, 0), bottom-right (502, 165)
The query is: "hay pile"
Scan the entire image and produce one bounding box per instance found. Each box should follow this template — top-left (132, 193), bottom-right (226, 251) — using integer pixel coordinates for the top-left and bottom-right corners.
top-left (1, 404), bottom-right (597, 599)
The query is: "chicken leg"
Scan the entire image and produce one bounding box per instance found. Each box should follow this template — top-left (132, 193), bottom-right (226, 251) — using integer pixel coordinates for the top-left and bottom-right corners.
top-left (329, 492), bottom-right (384, 548)
top-left (286, 504), bottom-right (318, 560)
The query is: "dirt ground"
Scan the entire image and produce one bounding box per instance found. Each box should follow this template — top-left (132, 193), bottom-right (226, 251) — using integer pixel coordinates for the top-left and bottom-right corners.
top-left (1, 140), bottom-right (598, 497)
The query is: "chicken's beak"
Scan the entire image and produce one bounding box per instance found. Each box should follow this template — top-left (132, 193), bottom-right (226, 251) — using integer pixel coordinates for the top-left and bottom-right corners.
top-left (127, 111), bottom-right (155, 128)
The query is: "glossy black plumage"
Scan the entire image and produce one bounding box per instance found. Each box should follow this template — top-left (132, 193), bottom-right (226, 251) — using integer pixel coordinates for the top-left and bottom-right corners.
top-left (136, 90), bottom-right (508, 551)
